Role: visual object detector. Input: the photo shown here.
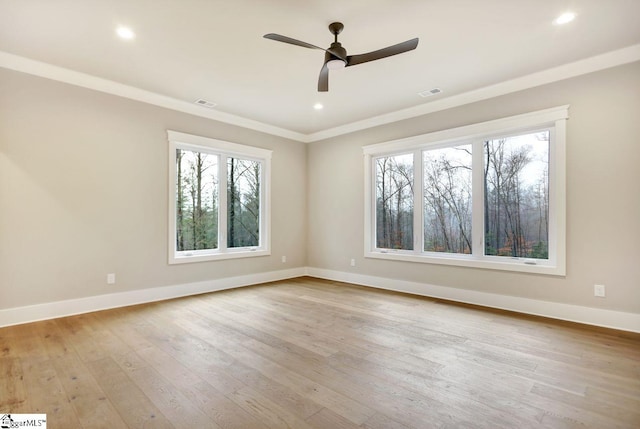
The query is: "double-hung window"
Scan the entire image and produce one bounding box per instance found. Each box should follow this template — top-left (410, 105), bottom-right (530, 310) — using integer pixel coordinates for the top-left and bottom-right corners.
top-left (364, 106), bottom-right (567, 275)
top-left (168, 131), bottom-right (271, 264)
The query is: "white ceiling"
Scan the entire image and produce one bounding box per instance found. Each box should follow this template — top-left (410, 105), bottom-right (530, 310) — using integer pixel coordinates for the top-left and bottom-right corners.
top-left (1, 0), bottom-right (639, 141)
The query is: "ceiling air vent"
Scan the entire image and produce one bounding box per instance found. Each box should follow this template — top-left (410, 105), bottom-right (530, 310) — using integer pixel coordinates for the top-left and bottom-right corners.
top-left (195, 98), bottom-right (217, 108)
top-left (418, 88), bottom-right (442, 98)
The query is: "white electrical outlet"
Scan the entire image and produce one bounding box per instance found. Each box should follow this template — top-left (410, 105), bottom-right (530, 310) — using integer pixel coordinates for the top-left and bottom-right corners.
top-left (107, 273), bottom-right (116, 285)
top-left (594, 284), bottom-right (605, 297)
top-left (281, 255), bottom-right (287, 263)
top-left (350, 259), bottom-right (356, 267)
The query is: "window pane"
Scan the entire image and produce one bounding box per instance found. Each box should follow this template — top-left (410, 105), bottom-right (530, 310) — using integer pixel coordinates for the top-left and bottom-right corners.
top-left (484, 131), bottom-right (549, 259)
top-left (227, 157), bottom-right (261, 248)
top-left (375, 154), bottom-right (414, 250)
top-left (423, 144), bottom-right (472, 254)
top-left (176, 148), bottom-right (218, 251)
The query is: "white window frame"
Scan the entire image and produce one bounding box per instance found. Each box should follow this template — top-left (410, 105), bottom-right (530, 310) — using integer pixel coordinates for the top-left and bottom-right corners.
top-left (168, 130), bottom-right (271, 264)
top-left (363, 106), bottom-right (568, 275)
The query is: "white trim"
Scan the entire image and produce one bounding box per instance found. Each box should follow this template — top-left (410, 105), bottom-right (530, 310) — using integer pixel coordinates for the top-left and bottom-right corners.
top-left (167, 130), bottom-right (273, 160)
top-left (362, 105), bottom-right (569, 154)
top-left (308, 44), bottom-right (640, 142)
top-left (305, 268), bottom-right (640, 333)
top-left (168, 131), bottom-right (272, 264)
top-left (364, 252), bottom-right (561, 275)
top-left (0, 268), bottom-right (306, 328)
top-left (0, 51), bottom-right (306, 142)
top-left (1, 45), bottom-right (639, 143)
top-left (2, 267), bottom-right (638, 333)
top-left (363, 107), bottom-right (567, 275)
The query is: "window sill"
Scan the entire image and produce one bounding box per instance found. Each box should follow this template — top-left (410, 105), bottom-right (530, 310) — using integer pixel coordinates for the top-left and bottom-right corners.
top-left (169, 249), bottom-right (270, 265)
top-left (365, 250), bottom-right (565, 276)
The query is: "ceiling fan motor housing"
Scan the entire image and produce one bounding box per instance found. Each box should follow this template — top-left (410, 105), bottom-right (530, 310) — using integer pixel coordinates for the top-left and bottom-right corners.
top-left (326, 42), bottom-right (347, 64)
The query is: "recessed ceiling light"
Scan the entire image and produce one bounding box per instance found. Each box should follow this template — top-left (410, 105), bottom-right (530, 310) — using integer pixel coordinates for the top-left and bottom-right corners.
top-left (116, 26), bottom-right (136, 40)
top-left (313, 103), bottom-right (324, 110)
top-left (554, 12), bottom-right (576, 25)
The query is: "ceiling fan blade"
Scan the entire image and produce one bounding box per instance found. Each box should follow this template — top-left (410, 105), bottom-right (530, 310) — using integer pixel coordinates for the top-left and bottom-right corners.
top-left (264, 33), bottom-right (346, 60)
top-left (346, 38), bottom-right (419, 67)
top-left (318, 63), bottom-right (329, 92)
top-left (263, 33), bottom-right (325, 51)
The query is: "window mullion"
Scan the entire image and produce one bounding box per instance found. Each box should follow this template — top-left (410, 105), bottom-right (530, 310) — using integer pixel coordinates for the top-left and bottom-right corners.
top-left (471, 139), bottom-right (485, 257)
top-left (219, 154), bottom-right (228, 251)
top-left (259, 159), bottom-right (268, 249)
top-left (413, 149), bottom-right (423, 253)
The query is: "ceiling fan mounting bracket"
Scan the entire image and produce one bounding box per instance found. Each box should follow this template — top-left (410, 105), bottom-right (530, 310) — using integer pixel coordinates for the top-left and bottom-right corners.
top-left (328, 22), bottom-right (344, 37)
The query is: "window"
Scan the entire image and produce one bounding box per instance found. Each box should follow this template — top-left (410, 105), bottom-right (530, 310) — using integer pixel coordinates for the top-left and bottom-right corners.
top-left (364, 106), bottom-right (567, 275)
top-left (423, 144), bottom-right (473, 254)
top-left (168, 131), bottom-right (271, 264)
top-left (483, 132), bottom-right (550, 259)
top-left (375, 153), bottom-right (414, 250)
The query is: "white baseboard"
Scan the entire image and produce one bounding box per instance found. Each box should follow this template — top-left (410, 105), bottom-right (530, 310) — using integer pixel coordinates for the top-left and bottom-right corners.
top-left (305, 267), bottom-right (640, 333)
top-left (0, 267), bottom-right (306, 328)
top-left (2, 266), bottom-right (638, 333)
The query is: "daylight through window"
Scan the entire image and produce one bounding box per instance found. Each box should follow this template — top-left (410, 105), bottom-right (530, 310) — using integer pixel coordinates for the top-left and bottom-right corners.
top-left (364, 106), bottom-right (567, 275)
top-left (168, 131), bottom-right (271, 264)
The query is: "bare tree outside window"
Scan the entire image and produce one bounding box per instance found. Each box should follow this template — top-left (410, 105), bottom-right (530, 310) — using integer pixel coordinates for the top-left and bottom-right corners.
top-left (169, 131), bottom-right (271, 264)
top-left (375, 154), bottom-right (414, 250)
top-left (175, 148), bottom-right (218, 251)
top-left (423, 145), bottom-right (472, 254)
top-left (484, 131), bottom-right (549, 259)
top-left (227, 158), bottom-right (261, 248)
top-left (364, 107), bottom-right (566, 274)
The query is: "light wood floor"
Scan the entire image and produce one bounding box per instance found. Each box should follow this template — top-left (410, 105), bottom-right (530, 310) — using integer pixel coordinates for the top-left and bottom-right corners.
top-left (1, 277), bottom-right (639, 428)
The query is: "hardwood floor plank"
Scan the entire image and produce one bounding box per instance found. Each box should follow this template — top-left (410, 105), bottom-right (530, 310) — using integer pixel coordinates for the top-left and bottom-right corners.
top-left (228, 342), bottom-right (376, 424)
top-left (34, 320), bottom-right (76, 360)
top-left (133, 345), bottom-right (270, 429)
top-left (144, 314), bottom-right (326, 421)
top-left (326, 351), bottom-right (540, 427)
top-left (241, 336), bottom-right (479, 428)
top-left (86, 356), bottom-right (174, 428)
top-left (116, 361), bottom-right (216, 429)
top-left (305, 408), bottom-right (363, 429)
top-left (0, 357), bottom-right (29, 412)
top-left (584, 386), bottom-right (640, 414)
top-left (227, 386), bottom-right (315, 429)
top-left (362, 412), bottom-right (413, 429)
top-left (0, 277), bottom-right (638, 428)
top-left (195, 381), bottom-right (272, 429)
top-left (126, 313), bottom-right (246, 396)
top-left (0, 324), bottom-right (46, 361)
top-left (50, 353), bottom-right (127, 428)
top-left (20, 356), bottom-right (81, 426)
top-left (531, 382), bottom-right (640, 427)
top-left (525, 387), bottom-right (634, 429)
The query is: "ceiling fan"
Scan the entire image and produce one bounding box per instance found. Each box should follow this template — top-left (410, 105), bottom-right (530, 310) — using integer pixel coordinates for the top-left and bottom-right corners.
top-left (264, 22), bottom-right (419, 92)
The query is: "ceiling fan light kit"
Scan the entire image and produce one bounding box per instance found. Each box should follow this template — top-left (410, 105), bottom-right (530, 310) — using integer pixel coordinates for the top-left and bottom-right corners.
top-left (326, 59), bottom-right (346, 69)
top-left (264, 22), bottom-right (418, 92)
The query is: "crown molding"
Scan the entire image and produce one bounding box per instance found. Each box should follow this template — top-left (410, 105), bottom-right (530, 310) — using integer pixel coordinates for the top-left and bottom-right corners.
top-left (2, 44), bottom-right (639, 144)
top-left (306, 44), bottom-right (640, 142)
top-left (0, 51), bottom-right (307, 142)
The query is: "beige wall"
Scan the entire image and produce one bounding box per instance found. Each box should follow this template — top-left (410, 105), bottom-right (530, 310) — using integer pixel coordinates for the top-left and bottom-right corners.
top-left (1, 61), bottom-right (639, 316)
top-left (308, 61), bottom-right (640, 314)
top-left (0, 68), bottom-right (307, 309)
